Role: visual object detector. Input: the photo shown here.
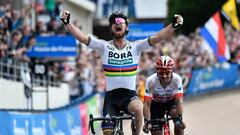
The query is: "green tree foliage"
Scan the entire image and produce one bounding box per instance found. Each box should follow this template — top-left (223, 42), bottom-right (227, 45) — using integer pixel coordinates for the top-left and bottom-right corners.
top-left (167, 0), bottom-right (227, 35)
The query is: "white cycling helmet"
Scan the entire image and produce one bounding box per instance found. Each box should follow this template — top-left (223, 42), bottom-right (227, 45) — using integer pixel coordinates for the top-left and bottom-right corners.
top-left (156, 56), bottom-right (175, 70)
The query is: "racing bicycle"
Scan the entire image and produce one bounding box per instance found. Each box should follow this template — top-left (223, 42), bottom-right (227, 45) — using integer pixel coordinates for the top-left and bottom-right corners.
top-left (89, 111), bottom-right (136, 135)
top-left (144, 114), bottom-right (174, 135)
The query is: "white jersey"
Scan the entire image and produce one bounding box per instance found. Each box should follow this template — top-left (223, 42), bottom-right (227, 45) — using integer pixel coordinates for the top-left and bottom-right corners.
top-left (88, 37), bottom-right (152, 91)
top-left (145, 73), bottom-right (183, 103)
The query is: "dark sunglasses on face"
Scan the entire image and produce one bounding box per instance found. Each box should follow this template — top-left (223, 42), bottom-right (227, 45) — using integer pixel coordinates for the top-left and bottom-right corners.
top-left (157, 70), bottom-right (172, 76)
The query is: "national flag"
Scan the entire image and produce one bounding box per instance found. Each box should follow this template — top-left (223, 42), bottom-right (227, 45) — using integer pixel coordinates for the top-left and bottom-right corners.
top-left (200, 12), bottom-right (230, 62)
top-left (222, 0), bottom-right (240, 30)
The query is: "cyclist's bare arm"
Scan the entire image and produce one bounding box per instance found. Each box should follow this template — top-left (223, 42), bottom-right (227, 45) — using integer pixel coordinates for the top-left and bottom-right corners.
top-left (60, 10), bottom-right (89, 45)
top-left (149, 14), bottom-right (183, 46)
top-left (144, 80), bottom-right (154, 120)
top-left (143, 99), bottom-right (151, 120)
top-left (143, 99), bottom-right (152, 133)
top-left (149, 24), bottom-right (175, 45)
top-left (175, 96), bottom-right (184, 116)
top-left (175, 96), bottom-right (186, 130)
top-left (65, 24), bottom-right (89, 45)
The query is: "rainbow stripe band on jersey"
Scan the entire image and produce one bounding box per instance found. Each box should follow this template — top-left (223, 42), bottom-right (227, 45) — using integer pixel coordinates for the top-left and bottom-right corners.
top-left (103, 64), bottom-right (138, 77)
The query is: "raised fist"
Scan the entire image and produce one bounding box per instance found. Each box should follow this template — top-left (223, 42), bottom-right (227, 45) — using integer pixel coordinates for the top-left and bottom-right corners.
top-left (172, 14), bottom-right (183, 28)
top-left (60, 10), bottom-right (70, 25)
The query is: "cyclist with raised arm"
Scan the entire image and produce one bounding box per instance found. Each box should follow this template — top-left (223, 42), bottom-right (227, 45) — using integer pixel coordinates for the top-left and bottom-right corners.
top-left (143, 56), bottom-right (186, 135)
top-left (59, 10), bottom-right (183, 135)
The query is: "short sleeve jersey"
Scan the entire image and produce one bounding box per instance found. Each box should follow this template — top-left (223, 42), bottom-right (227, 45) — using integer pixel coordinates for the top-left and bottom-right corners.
top-left (88, 37), bottom-right (152, 91)
top-left (145, 73), bottom-right (183, 103)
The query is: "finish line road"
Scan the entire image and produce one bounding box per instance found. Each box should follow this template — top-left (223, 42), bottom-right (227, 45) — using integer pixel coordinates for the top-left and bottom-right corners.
top-left (121, 90), bottom-right (240, 135)
top-left (183, 90), bottom-right (240, 135)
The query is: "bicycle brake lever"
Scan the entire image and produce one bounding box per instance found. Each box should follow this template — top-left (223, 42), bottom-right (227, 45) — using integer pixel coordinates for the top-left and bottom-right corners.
top-left (89, 114), bottom-right (96, 134)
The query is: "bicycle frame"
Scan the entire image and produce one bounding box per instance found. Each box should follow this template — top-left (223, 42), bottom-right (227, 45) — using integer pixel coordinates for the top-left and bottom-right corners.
top-left (113, 117), bottom-right (124, 135)
top-left (89, 112), bottom-right (136, 135)
top-left (145, 115), bottom-right (173, 135)
top-left (162, 114), bottom-right (172, 135)
top-left (162, 120), bottom-right (171, 135)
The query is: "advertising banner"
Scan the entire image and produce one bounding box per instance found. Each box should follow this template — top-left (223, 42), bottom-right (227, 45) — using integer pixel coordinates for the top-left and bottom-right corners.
top-left (66, 106), bottom-right (82, 135)
top-left (8, 112), bottom-right (32, 135)
top-left (31, 113), bottom-right (48, 135)
top-left (80, 104), bottom-right (88, 135)
top-left (127, 23), bottom-right (164, 40)
top-left (0, 93), bottom-right (102, 134)
top-left (48, 110), bottom-right (69, 135)
top-left (0, 112), bottom-right (9, 135)
top-left (26, 35), bottom-right (77, 57)
top-left (86, 94), bottom-right (102, 117)
top-left (186, 64), bottom-right (240, 96)
top-left (86, 94), bottom-right (102, 131)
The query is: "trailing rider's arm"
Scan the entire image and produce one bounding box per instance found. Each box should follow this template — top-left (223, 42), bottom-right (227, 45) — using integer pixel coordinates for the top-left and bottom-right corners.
top-left (143, 99), bottom-right (151, 121)
top-left (175, 96), bottom-right (184, 118)
top-left (149, 14), bottom-right (183, 46)
top-left (143, 98), bottom-right (152, 133)
top-left (59, 10), bottom-right (89, 45)
top-left (174, 96), bottom-right (186, 129)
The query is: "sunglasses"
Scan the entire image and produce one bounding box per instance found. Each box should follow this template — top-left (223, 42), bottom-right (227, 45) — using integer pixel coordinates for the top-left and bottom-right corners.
top-left (157, 70), bottom-right (172, 76)
top-left (113, 17), bottom-right (126, 24)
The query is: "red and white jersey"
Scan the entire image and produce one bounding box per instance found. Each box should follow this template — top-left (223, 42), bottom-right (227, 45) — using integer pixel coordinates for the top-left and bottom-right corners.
top-left (144, 73), bottom-right (183, 103)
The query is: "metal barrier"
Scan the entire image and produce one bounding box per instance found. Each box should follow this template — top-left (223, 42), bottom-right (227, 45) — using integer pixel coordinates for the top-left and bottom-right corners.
top-left (0, 58), bottom-right (29, 81)
top-left (0, 58), bottom-right (61, 87)
top-left (0, 58), bottom-right (69, 110)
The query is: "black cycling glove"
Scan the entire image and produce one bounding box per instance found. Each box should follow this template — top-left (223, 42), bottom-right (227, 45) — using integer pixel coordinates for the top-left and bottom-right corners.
top-left (172, 14), bottom-right (183, 28)
top-left (174, 115), bottom-right (186, 129)
top-left (60, 11), bottom-right (70, 25)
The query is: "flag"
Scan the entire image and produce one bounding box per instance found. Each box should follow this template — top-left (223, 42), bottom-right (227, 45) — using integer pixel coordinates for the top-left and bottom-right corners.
top-left (222, 0), bottom-right (240, 30)
top-left (200, 12), bottom-right (230, 62)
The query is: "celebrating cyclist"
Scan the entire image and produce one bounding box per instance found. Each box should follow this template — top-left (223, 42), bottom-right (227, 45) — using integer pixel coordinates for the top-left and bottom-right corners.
top-left (60, 10), bottom-right (183, 135)
top-left (143, 56), bottom-right (186, 135)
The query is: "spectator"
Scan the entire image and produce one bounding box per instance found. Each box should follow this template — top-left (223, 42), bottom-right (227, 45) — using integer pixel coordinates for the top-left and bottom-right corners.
top-left (21, 24), bottom-right (33, 37)
top-left (0, 29), bottom-right (8, 58)
top-left (47, 17), bottom-right (61, 35)
top-left (65, 64), bottom-right (84, 101)
top-left (45, 0), bottom-right (56, 17)
top-left (7, 31), bottom-right (23, 58)
top-left (35, 20), bottom-right (47, 35)
top-left (20, 34), bottom-right (36, 62)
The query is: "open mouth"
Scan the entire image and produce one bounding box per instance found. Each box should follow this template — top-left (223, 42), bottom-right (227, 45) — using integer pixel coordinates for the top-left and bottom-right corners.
top-left (116, 28), bottom-right (122, 31)
top-left (116, 27), bottom-right (122, 31)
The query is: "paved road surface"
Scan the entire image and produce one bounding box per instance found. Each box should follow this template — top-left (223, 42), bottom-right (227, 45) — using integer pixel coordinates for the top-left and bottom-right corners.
top-left (183, 90), bottom-right (240, 135)
top-left (121, 90), bottom-right (240, 135)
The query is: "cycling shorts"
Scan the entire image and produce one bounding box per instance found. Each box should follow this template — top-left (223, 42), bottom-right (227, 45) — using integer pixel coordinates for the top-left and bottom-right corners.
top-left (101, 88), bottom-right (138, 130)
top-left (150, 98), bottom-right (177, 131)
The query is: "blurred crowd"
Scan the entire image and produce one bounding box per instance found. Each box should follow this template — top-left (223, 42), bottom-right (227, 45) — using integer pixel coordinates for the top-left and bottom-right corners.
top-left (0, 0), bottom-right (67, 61)
top-left (1, 1), bottom-right (240, 101)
